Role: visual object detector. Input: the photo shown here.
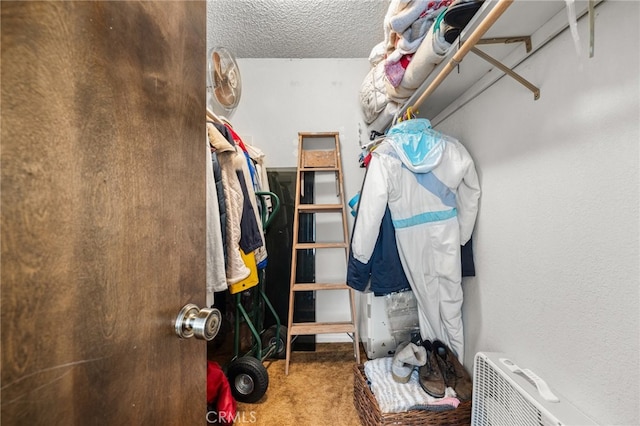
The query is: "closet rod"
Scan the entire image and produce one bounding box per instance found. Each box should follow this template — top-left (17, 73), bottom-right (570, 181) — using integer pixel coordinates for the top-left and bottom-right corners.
top-left (206, 107), bottom-right (224, 125)
top-left (408, 0), bottom-right (513, 113)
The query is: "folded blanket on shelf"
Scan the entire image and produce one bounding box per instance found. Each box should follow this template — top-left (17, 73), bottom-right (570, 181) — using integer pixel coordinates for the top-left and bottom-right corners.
top-left (362, 0), bottom-right (456, 124)
top-left (360, 61), bottom-right (390, 124)
top-left (387, 3), bottom-right (448, 63)
top-left (364, 356), bottom-right (460, 414)
top-left (389, 0), bottom-right (430, 34)
top-left (373, 0), bottom-right (452, 65)
top-left (384, 54), bottom-right (413, 88)
top-left (367, 102), bottom-right (401, 134)
top-left (386, 17), bottom-right (453, 101)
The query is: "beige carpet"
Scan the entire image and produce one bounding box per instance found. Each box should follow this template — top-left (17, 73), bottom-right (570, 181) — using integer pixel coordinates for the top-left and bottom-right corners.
top-left (210, 339), bottom-right (472, 425)
top-left (235, 343), bottom-right (363, 425)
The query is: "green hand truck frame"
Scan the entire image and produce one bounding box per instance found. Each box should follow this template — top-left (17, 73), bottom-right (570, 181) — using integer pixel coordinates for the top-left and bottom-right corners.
top-left (225, 191), bottom-right (287, 404)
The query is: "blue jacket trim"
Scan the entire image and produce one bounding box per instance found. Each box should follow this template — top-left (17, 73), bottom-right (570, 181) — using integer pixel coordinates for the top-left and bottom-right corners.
top-left (393, 208), bottom-right (457, 229)
top-left (402, 164), bottom-right (456, 208)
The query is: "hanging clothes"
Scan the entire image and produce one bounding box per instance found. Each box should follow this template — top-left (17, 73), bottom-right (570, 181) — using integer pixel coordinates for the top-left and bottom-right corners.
top-left (347, 163), bottom-right (411, 296)
top-left (207, 122), bottom-right (251, 285)
top-left (216, 123), bottom-right (269, 269)
top-left (461, 236), bottom-right (475, 277)
top-left (211, 149), bottom-right (227, 263)
top-left (206, 136), bottom-right (228, 304)
top-left (347, 206), bottom-right (412, 296)
top-left (236, 168), bottom-right (264, 254)
top-left (350, 118), bottom-right (480, 361)
top-left (244, 142), bottom-right (272, 211)
top-left (208, 121), bottom-right (228, 263)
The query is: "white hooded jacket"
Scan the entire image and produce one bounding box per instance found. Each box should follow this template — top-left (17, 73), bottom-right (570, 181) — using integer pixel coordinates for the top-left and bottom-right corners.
top-left (351, 118), bottom-right (480, 360)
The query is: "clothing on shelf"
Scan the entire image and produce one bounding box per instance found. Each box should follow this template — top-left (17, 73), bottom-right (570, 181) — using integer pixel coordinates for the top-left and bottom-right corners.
top-left (360, 0), bottom-right (484, 133)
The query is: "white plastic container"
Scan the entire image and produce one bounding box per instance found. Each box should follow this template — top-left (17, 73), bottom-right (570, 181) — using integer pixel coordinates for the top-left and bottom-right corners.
top-left (357, 291), bottom-right (420, 359)
top-left (357, 292), bottom-right (396, 359)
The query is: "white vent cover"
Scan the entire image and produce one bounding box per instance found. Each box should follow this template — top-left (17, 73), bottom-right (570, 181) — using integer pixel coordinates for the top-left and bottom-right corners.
top-left (471, 352), bottom-right (598, 426)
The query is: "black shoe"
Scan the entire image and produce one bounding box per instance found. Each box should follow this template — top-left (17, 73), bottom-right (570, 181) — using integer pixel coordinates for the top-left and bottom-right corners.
top-left (418, 341), bottom-right (446, 398)
top-left (444, 0), bottom-right (484, 29)
top-left (432, 340), bottom-right (473, 401)
top-left (443, 25), bottom-right (461, 44)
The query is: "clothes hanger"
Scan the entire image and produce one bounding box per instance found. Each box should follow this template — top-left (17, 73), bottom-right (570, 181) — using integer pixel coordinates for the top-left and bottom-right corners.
top-left (206, 107), bottom-right (224, 125)
top-left (360, 130), bottom-right (386, 151)
top-left (360, 136), bottom-right (386, 152)
top-left (389, 115), bottom-right (459, 150)
top-left (401, 106), bottom-right (418, 122)
top-left (392, 106), bottom-right (419, 126)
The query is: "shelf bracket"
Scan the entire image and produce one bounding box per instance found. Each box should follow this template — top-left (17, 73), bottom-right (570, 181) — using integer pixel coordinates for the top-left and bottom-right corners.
top-left (476, 36), bottom-right (532, 53)
top-left (401, 0), bottom-right (514, 122)
top-left (470, 46), bottom-right (540, 100)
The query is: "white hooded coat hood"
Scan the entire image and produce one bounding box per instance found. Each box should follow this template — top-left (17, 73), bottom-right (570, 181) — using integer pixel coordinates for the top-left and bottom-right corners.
top-left (385, 118), bottom-right (445, 173)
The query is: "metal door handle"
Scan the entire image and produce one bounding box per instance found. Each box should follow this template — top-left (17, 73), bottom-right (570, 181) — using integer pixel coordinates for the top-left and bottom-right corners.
top-left (175, 304), bottom-right (221, 341)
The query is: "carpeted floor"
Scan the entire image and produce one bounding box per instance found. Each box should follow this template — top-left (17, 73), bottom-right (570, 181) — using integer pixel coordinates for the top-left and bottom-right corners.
top-left (209, 337), bottom-right (473, 426)
top-left (210, 339), bottom-right (364, 425)
top-left (235, 343), bottom-right (363, 425)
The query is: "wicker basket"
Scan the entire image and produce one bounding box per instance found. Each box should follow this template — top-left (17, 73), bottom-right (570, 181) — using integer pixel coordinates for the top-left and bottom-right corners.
top-left (353, 364), bottom-right (472, 426)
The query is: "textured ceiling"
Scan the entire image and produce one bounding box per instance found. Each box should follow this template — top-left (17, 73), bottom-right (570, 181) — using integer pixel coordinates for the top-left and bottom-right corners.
top-left (206, 0), bottom-right (391, 58)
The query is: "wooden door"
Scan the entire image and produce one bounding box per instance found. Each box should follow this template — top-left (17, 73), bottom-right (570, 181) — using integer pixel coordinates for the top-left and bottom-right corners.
top-left (1, 2), bottom-right (207, 424)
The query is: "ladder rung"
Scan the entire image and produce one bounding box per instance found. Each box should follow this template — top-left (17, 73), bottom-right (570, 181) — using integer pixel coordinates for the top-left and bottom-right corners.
top-left (300, 167), bottom-right (339, 172)
top-left (292, 283), bottom-right (351, 291)
top-left (301, 150), bottom-right (336, 169)
top-left (294, 242), bottom-right (347, 249)
top-left (298, 132), bottom-right (339, 137)
top-left (290, 322), bottom-right (355, 335)
top-left (297, 204), bottom-right (343, 213)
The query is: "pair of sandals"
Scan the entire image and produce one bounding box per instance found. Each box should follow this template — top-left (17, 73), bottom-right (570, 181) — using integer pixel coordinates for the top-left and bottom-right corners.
top-left (441, 0), bottom-right (485, 44)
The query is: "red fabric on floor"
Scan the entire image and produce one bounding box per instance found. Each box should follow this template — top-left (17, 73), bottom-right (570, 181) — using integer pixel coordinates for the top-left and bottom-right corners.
top-left (207, 361), bottom-right (237, 424)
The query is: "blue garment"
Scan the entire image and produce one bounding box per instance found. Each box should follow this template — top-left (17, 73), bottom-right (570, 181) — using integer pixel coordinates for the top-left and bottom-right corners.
top-left (211, 150), bottom-right (227, 264)
top-left (236, 170), bottom-right (263, 254)
top-left (347, 207), bottom-right (411, 296)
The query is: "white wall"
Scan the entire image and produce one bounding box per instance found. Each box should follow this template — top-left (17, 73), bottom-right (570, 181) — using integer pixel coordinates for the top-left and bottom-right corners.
top-left (229, 58), bottom-right (369, 342)
top-left (432, 2), bottom-right (639, 425)
top-left (221, 2), bottom-right (639, 423)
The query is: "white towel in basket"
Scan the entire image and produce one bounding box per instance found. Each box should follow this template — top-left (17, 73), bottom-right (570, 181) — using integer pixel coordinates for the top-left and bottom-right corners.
top-left (364, 356), bottom-right (460, 413)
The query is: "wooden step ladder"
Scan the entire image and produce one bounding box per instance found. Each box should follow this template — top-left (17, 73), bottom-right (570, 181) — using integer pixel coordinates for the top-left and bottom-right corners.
top-left (285, 132), bottom-right (360, 375)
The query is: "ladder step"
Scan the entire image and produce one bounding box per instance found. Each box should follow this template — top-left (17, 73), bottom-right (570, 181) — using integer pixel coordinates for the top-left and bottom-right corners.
top-left (301, 150), bottom-right (337, 169)
top-left (292, 283), bottom-right (351, 291)
top-left (300, 167), bottom-right (339, 172)
top-left (290, 322), bottom-right (355, 335)
top-left (298, 132), bottom-right (339, 137)
top-left (294, 242), bottom-right (347, 249)
top-left (298, 204), bottom-right (343, 213)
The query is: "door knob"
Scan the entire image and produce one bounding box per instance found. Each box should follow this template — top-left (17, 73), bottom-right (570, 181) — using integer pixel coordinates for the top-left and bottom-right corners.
top-left (175, 304), bottom-right (221, 341)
